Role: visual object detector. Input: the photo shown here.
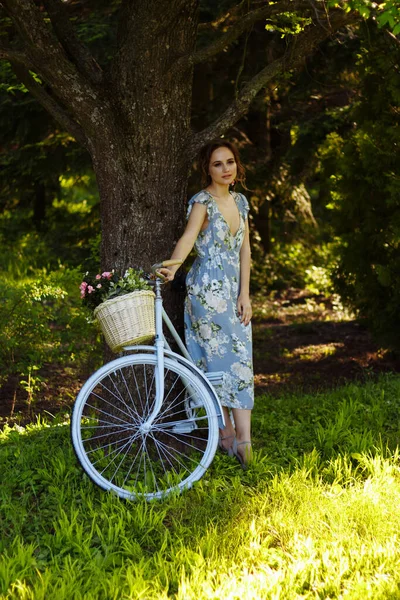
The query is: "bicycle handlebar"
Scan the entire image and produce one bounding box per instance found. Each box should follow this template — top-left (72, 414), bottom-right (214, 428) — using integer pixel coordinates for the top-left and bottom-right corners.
top-left (151, 259), bottom-right (183, 281)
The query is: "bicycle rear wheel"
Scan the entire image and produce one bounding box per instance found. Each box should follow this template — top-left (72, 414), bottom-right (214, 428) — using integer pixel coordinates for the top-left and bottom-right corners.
top-left (71, 354), bottom-right (219, 501)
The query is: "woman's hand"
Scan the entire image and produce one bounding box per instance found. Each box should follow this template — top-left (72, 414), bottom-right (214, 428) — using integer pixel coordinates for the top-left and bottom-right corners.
top-left (156, 268), bottom-right (175, 282)
top-left (237, 294), bottom-right (252, 326)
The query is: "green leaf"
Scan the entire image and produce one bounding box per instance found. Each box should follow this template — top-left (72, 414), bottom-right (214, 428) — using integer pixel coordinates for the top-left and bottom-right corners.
top-left (392, 23), bottom-right (400, 35)
top-left (374, 265), bottom-right (392, 288)
top-left (376, 12), bottom-right (390, 27)
top-left (357, 6), bottom-right (370, 19)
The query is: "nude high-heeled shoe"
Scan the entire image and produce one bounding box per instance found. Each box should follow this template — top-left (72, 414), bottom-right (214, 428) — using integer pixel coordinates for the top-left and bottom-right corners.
top-left (218, 434), bottom-right (235, 457)
top-left (232, 439), bottom-right (252, 469)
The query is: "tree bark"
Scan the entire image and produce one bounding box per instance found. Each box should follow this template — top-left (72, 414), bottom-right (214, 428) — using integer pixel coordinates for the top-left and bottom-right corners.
top-left (90, 0), bottom-right (198, 271)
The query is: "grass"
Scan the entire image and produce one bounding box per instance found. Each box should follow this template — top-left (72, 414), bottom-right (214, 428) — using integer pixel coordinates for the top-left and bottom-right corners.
top-left (1, 374), bottom-right (400, 599)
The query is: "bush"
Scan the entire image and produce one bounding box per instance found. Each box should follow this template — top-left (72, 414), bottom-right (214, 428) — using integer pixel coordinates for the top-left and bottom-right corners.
top-left (0, 266), bottom-right (101, 403)
top-left (318, 27), bottom-right (400, 349)
top-left (251, 239), bottom-right (337, 295)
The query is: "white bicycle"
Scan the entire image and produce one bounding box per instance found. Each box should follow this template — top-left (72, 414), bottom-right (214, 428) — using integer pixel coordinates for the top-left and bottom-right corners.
top-left (71, 260), bottom-right (225, 501)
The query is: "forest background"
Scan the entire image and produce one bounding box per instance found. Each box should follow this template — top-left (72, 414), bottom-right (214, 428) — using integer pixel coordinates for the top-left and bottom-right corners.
top-left (0, 0), bottom-right (399, 419)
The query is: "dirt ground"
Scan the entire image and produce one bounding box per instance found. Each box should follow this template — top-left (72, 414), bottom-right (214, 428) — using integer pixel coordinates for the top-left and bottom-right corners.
top-left (252, 289), bottom-right (400, 395)
top-left (1, 289), bottom-right (399, 427)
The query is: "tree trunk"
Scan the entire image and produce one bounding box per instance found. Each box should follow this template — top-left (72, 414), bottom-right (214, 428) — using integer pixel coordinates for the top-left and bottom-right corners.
top-left (92, 135), bottom-right (191, 274)
top-left (89, 1), bottom-right (198, 274)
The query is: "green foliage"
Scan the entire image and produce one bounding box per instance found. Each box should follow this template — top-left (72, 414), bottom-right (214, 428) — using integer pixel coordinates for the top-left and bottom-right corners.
top-left (265, 12), bottom-right (312, 37)
top-left (1, 375), bottom-right (400, 597)
top-left (0, 266), bottom-right (100, 399)
top-left (0, 173), bottom-right (100, 276)
top-left (0, 62), bottom-right (92, 223)
top-left (0, 50), bottom-right (98, 273)
top-left (328, 0), bottom-right (400, 27)
top-left (317, 26), bottom-right (400, 348)
top-left (0, 142), bottom-right (100, 407)
top-left (251, 239), bottom-right (337, 294)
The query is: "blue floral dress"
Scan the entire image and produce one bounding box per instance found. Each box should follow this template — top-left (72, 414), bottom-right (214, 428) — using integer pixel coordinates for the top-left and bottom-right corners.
top-left (184, 190), bottom-right (254, 410)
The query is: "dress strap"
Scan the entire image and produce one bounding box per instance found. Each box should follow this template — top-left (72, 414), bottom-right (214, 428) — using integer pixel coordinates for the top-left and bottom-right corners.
top-left (187, 191), bottom-right (212, 220)
top-left (235, 192), bottom-right (250, 220)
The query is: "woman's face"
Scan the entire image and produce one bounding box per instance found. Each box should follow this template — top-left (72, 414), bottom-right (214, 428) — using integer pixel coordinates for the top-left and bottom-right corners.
top-left (208, 147), bottom-right (237, 187)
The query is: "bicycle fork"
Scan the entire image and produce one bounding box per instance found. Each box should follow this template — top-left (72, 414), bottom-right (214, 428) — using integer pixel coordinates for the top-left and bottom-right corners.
top-left (139, 278), bottom-right (165, 433)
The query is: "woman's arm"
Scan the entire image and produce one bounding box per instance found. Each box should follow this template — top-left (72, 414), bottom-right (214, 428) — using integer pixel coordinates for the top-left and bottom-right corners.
top-left (237, 219), bottom-right (252, 325)
top-left (158, 202), bottom-right (207, 280)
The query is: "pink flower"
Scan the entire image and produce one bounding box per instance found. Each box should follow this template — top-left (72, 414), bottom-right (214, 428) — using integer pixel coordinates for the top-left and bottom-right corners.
top-left (96, 284), bottom-right (102, 289)
top-left (101, 271), bottom-right (112, 279)
top-left (79, 281), bottom-right (88, 298)
top-left (95, 274), bottom-right (101, 280)
top-left (87, 285), bottom-right (95, 294)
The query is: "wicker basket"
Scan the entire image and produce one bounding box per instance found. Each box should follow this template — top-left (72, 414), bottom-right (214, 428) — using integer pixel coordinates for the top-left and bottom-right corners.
top-left (94, 290), bottom-right (155, 352)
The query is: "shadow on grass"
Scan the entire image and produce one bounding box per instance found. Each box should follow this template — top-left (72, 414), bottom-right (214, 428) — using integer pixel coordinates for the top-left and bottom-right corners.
top-left (253, 319), bottom-right (400, 396)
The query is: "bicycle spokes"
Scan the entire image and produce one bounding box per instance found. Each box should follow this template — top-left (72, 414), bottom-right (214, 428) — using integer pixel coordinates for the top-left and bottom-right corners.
top-left (72, 355), bottom-right (218, 500)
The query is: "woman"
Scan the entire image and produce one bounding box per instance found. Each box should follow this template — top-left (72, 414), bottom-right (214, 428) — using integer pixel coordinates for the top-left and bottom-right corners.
top-left (160, 140), bottom-right (254, 467)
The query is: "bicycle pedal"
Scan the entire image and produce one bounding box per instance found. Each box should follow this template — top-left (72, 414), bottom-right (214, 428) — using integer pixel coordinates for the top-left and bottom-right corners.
top-left (171, 420), bottom-right (197, 434)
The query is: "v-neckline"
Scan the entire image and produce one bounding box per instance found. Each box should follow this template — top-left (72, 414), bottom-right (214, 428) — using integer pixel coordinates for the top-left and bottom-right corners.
top-left (205, 190), bottom-right (242, 237)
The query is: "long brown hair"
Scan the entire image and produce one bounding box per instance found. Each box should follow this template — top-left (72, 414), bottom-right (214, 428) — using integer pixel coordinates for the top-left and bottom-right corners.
top-left (198, 140), bottom-right (246, 188)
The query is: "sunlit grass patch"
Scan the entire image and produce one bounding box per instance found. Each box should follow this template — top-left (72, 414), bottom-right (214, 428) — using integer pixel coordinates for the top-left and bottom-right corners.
top-left (252, 292), bottom-right (354, 325)
top-left (1, 375), bottom-right (400, 598)
top-left (293, 342), bottom-right (343, 360)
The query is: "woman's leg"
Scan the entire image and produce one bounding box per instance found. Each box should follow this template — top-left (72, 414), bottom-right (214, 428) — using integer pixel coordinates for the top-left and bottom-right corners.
top-left (232, 408), bottom-right (251, 442)
top-left (232, 408), bottom-right (252, 462)
top-left (219, 406), bottom-right (236, 451)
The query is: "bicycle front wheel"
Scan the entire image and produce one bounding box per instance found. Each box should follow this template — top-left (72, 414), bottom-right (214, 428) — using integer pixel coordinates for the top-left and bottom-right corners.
top-left (71, 354), bottom-right (219, 501)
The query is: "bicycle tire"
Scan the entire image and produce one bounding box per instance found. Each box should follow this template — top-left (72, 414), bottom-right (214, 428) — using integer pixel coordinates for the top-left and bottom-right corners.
top-left (71, 354), bottom-right (219, 501)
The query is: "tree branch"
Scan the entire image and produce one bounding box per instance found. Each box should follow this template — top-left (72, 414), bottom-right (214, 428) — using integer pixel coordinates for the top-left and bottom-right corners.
top-left (187, 10), bottom-right (359, 158)
top-left (198, 0), bottom-right (266, 31)
top-left (41, 0), bottom-right (103, 85)
top-left (0, 44), bottom-right (33, 69)
top-left (1, 0), bottom-right (102, 127)
top-left (12, 63), bottom-right (89, 150)
top-left (176, 0), bottom-right (309, 72)
top-left (385, 29), bottom-right (400, 47)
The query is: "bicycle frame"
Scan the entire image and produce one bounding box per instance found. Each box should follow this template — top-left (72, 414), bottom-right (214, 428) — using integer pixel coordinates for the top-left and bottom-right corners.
top-left (123, 277), bottom-right (226, 430)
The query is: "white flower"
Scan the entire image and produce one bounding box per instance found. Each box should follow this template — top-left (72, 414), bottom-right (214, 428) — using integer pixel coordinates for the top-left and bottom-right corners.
top-left (204, 290), bottom-right (216, 309)
top-left (217, 229), bottom-right (226, 241)
top-left (214, 298), bottom-right (227, 313)
top-left (231, 362), bottom-right (253, 383)
top-left (209, 337), bottom-right (219, 350)
top-left (204, 290), bottom-right (227, 313)
top-left (192, 283), bottom-right (200, 295)
top-left (202, 273), bottom-right (210, 285)
top-left (199, 324), bottom-right (212, 340)
top-left (218, 373), bottom-right (242, 407)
